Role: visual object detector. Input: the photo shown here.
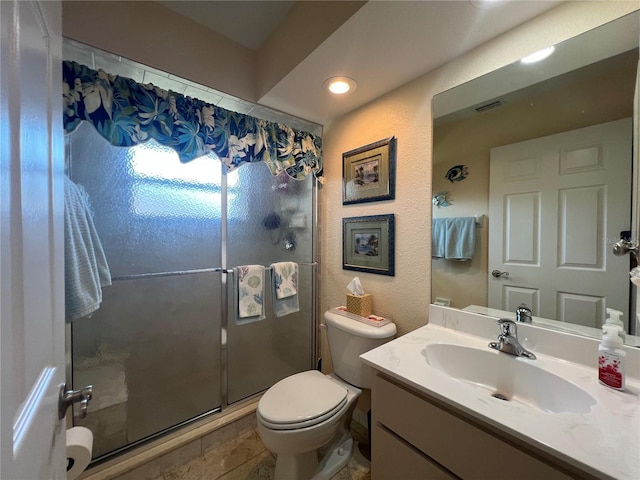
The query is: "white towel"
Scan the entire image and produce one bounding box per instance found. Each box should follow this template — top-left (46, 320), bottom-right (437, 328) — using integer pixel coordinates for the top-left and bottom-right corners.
top-left (271, 262), bottom-right (299, 317)
top-left (236, 265), bottom-right (265, 323)
top-left (272, 262), bottom-right (297, 299)
top-left (64, 176), bottom-right (111, 322)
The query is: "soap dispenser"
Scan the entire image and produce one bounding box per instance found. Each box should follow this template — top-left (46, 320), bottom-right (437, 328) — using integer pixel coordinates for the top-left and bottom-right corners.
top-left (604, 308), bottom-right (626, 341)
top-left (598, 325), bottom-right (626, 391)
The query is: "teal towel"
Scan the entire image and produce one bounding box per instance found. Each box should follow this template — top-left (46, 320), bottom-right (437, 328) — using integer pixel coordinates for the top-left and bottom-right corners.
top-left (446, 217), bottom-right (476, 260)
top-left (431, 218), bottom-right (447, 258)
top-left (432, 217), bottom-right (476, 261)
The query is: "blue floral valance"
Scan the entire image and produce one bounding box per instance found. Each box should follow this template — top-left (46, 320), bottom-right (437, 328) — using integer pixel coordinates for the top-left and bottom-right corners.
top-left (62, 61), bottom-right (322, 180)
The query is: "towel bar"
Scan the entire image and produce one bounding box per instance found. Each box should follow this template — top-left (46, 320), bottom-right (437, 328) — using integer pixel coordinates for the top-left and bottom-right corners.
top-left (224, 262), bottom-right (318, 274)
top-left (111, 262), bottom-right (318, 281)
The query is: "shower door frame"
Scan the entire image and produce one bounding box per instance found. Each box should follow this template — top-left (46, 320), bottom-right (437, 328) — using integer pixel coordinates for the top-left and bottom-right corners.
top-left (219, 164), bottom-right (320, 409)
top-left (217, 167), bottom-right (321, 410)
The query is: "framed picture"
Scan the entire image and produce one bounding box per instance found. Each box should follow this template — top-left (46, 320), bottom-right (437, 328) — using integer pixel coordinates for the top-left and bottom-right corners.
top-left (342, 137), bottom-right (396, 204)
top-left (343, 214), bottom-right (395, 276)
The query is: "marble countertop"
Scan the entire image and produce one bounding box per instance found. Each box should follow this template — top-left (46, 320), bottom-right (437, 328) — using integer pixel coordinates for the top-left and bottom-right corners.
top-left (462, 304), bottom-right (640, 347)
top-left (360, 309), bottom-right (640, 480)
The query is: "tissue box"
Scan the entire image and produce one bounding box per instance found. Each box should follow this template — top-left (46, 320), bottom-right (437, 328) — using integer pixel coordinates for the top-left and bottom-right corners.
top-left (346, 294), bottom-right (373, 317)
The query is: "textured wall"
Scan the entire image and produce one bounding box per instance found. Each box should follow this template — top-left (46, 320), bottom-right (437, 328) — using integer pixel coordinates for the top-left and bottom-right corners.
top-left (62, 1), bottom-right (256, 101)
top-left (319, 0), bottom-right (639, 366)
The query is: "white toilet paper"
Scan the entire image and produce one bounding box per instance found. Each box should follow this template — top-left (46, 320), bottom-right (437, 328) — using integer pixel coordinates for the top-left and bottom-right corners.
top-left (66, 426), bottom-right (93, 480)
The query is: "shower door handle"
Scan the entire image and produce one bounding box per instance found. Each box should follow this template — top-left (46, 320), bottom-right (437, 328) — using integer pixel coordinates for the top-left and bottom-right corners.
top-left (58, 384), bottom-right (93, 419)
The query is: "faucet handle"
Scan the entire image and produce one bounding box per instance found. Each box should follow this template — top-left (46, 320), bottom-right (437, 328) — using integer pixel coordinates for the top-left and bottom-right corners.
top-left (516, 303), bottom-right (532, 323)
top-left (496, 318), bottom-right (516, 337)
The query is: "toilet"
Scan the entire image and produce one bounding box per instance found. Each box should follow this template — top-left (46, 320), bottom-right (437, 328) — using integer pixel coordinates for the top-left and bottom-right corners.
top-left (257, 310), bottom-right (396, 480)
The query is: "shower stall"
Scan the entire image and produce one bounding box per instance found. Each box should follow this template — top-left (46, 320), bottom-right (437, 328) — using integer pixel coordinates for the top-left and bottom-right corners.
top-left (66, 118), bottom-right (318, 460)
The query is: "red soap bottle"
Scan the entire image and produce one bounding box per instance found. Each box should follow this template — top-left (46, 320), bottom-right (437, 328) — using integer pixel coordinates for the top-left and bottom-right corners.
top-left (598, 325), bottom-right (626, 391)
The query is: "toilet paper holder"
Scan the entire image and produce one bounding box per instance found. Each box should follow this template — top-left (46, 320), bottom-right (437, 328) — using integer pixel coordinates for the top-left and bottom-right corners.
top-left (59, 384), bottom-right (93, 420)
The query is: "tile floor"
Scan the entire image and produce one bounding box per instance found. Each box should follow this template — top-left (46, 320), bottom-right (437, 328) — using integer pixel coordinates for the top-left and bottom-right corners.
top-left (160, 429), bottom-right (371, 480)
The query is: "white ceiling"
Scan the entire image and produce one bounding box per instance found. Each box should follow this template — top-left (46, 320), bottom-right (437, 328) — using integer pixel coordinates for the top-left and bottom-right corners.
top-left (157, 1), bottom-right (563, 126)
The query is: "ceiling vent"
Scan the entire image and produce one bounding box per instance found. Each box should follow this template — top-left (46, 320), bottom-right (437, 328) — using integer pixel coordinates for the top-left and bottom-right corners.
top-left (475, 100), bottom-right (503, 113)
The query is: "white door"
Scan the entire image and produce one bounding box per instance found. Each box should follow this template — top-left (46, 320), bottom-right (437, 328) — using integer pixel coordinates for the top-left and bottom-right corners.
top-left (489, 119), bottom-right (632, 329)
top-left (1, 1), bottom-right (66, 479)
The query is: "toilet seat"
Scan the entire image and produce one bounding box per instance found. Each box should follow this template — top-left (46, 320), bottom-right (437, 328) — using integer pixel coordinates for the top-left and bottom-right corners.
top-left (258, 370), bottom-right (348, 430)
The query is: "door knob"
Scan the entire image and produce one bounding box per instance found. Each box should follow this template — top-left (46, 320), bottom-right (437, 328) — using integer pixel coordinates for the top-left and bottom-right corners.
top-left (491, 269), bottom-right (510, 279)
top-left (59, 384), bottom-right (93, 420)
top-left (613, 239), bottom-right (638, 259)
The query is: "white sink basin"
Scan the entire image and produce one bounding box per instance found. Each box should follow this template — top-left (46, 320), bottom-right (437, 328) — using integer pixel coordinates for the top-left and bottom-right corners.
top-left (422, 343), bottom-right (595, 414)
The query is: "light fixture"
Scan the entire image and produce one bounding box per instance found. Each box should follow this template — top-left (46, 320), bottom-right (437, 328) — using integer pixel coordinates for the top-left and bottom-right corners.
top-left (469, 0), bottom-right (508, 10)
top-left (520, 46), bottom-right (555, 64)
top-left (323, 76), bottom-right (357, 95)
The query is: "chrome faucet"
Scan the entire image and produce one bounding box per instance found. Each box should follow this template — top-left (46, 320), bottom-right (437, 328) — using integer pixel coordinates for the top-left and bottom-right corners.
top-left (488, 319), bottom-right (536, 360)
top-left (515, 303), bottom-right (532, 323)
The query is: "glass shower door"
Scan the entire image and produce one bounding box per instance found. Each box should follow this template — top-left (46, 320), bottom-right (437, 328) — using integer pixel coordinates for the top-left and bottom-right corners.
top-left (226, 164), bottom-right (316, 404)
top-left (69, 123), bottom-right (223, 458)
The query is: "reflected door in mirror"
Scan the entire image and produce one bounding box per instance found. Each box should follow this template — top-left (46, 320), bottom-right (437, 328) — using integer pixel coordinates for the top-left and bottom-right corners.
top-left (488, 118), bottom-right (632, 330)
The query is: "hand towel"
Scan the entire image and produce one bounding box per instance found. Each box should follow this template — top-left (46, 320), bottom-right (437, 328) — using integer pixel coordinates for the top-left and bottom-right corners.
top-left (236, 265), bottom-right (265, 323)
top-left (445, 217), bottom-right (476, 260)
top-left (431, 218), bottom-right (447, 259)
top-left (65, 176), bottom-right (112, 322)
top-left (271, 262), bottom-right (299, 317)
top-left (431, 217), bottom-right (476, 261)
top-left (272, 261), bottom-right (298, 299)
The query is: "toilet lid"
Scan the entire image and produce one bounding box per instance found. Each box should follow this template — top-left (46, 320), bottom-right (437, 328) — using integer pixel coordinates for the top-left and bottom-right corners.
top-left (258, 371), bottom-right (348, 428)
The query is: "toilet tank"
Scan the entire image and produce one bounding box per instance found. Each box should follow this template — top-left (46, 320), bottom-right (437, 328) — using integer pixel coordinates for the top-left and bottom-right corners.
top-left (324, 310), bottom-right (396, 388)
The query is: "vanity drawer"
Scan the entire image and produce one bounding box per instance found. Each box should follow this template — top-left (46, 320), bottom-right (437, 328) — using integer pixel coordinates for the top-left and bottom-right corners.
top-left (372, 373), bottom-right (574, 480)
top-left (372, 423), bottom-right (457, 480)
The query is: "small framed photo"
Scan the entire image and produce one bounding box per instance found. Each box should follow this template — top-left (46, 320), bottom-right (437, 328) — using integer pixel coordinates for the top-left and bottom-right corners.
top-left (342, 137), bottom-right (396, 205)
top-left (343, 214), bottom-right (395, 276)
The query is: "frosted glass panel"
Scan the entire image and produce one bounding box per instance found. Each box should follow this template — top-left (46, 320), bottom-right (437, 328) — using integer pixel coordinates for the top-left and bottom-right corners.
top-left (227, 165), bottom-right (314, 403)
top-left (67, 122), bottom-right (222, 277)
top-left (72, 273), bottom-right (221, 458)
top-left (68, 122), bottom-right (222, 459)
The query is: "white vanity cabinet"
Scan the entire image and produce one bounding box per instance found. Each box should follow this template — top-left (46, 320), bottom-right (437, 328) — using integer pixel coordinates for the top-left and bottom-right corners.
top-left (371, 373), bottom-right (595, 480)
top-left (362, 310), bottom-right (640, 480)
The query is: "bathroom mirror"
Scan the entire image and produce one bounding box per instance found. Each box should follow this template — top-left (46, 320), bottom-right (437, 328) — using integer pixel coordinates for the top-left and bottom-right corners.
top-left (432, 12), bottom-right (639, 345)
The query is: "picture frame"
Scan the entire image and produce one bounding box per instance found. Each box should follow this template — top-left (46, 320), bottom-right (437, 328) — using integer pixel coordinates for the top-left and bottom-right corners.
top-left (343, 214), bottom-right (395, 276)
top-left (342, 137), bottom-right (396, 205)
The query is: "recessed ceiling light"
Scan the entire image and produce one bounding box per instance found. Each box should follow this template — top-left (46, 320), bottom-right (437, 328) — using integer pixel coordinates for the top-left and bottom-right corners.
top-left (520, 46), bottom-right (555, 64)
top-left (469, 0), bottom-right (508, 9)
top-left (323, 76), bottom-right (357, 95)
